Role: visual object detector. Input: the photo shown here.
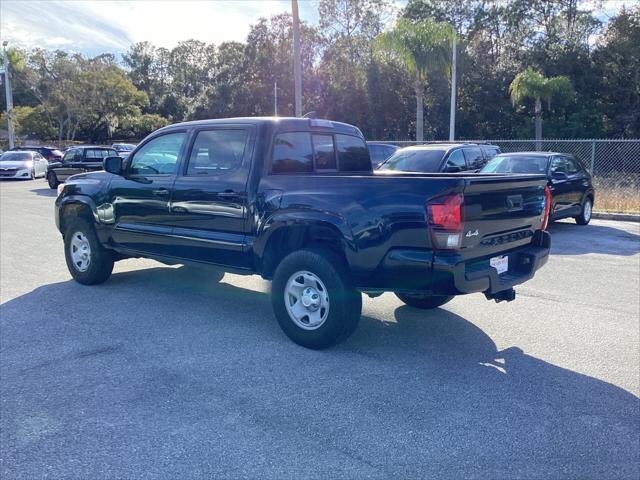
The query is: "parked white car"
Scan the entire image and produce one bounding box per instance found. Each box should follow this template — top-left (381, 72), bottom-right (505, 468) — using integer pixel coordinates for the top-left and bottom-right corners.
top-left (0, 151), bottom-right (49, 179)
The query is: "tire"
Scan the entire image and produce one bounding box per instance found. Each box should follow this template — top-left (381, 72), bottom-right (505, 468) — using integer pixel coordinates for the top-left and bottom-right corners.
top-left (271, 248), bottom-right (362, 349)
top-left (395, 293), bottom-right (454, 309)
top-left (64, 219), bottom-right (114, 285)
top-left (575, 197), bottom-right (592, 225)
top-left (47, 172), bottom-right (59, 189)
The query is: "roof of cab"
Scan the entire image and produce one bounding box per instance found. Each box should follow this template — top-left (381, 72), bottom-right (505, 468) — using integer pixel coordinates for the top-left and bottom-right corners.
top-left (494, 151), bottom-right (560, 157)
top-left (157, 116), bottom-right (364, 137)
top-left (398, 142), bottom-right (499, 152)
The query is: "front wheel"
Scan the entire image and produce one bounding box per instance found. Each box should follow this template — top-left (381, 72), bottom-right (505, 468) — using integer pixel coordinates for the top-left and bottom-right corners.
top-left (575, 197), bottom-right (592, 225)
top-left (64, 219), bottom-right (114, 285)
top-left (47, 172), bottom-right (59, 189)
top-left (271, 249), bottom-right (361, 349)
top-left (395, 293), bottom-right (453, 309)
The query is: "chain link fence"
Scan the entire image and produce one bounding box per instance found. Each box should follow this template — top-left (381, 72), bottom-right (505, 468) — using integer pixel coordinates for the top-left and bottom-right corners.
top-left (373, 139), bottom-right (640, 213)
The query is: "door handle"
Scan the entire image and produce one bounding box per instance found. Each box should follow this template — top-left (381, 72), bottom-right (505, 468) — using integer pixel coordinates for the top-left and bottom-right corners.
top-left (152, 188), bottom-right (170, 197)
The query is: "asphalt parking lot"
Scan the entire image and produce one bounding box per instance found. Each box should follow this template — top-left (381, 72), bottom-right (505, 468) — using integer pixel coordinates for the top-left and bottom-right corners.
top-left (1, 178), bottom-right (639, 479)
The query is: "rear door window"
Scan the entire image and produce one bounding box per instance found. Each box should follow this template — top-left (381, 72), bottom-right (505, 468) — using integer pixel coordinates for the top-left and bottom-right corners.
top-left (368, 145), bottom-right (384, 164)
top-left (482, 146), bottom-right (500, 160)
top-left (84, 149), bottom-right (111, 161)
top-left (550, 156), bottom-right (568, 174)
top-left (272, 132), bottom-right (314, 174)
top-left (63, 149), bottom-right (79, 163)
top-left (463, 147), bottom-right (484, 170)
top-left (312, 134), bottom-right (337, 171)
top-left (564, 156), bottom-right (581, 174)
top-left (443, 149), bottom-right (466, 172)
top-left (336, 134), bottom-right (370, 172)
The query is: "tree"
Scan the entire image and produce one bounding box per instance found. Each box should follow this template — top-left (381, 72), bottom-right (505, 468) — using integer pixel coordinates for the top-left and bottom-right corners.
top-left (593, 6), bottom-right (640, 137)
top-left (509, 66), bottom-right (573, 146)
top-left (376, 18), bottom-right (454, 141)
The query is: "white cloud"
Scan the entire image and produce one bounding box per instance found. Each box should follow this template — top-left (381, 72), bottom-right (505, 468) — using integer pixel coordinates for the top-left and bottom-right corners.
top-left (0, 0), bottom-right (321, 54)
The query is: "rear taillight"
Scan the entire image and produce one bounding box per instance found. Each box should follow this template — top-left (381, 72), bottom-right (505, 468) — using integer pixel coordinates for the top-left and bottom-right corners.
top-left (541, 185), bottom-right (551, 230)
top-left (427, 193), bottom-right (463, 249)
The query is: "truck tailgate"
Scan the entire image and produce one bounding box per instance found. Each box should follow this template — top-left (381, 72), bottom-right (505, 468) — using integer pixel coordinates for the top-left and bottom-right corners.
top-left (460, 174), bottom-right (547, 259)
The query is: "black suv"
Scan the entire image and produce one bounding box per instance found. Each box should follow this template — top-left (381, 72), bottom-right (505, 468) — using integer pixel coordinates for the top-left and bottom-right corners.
top-left (47, 146), bottom-right (118, 189)
top-left (378, 143), bottom-right (501, 173)
top-left (10, 146), bottom-right (63, 162)
top-left (480, 152), bottom-right (595, 225)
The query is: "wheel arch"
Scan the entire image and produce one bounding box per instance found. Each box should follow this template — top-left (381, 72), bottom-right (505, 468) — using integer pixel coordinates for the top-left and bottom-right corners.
top-left (58, 196), bottom-right (98, 235)
top-left (257, 217), bottom-right (354, 279)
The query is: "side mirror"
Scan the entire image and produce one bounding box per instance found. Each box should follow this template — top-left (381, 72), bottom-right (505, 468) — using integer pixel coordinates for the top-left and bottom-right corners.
top-left (104, 156), bottom-right (123, 175)
top-left (552, 171), bottom-right (568, 181)
top-left (445, 165), bottom-right (463, 173)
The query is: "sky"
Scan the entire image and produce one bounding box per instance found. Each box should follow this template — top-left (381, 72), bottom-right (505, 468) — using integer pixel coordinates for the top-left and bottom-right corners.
top-left (0, 0), bottom-right (632, 57)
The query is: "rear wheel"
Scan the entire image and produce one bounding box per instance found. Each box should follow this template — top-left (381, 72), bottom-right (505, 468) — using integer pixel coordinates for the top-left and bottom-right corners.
top-left (575, 197), bottom-right (592, 225)
top-left (271, 249), bottom-right (361, 349)
top-left (64, 219), bottom-right (114, 285)
top-left (47, 172), bottom-right (59, 189)
top-left (395, 293), bottom-right (453, 309)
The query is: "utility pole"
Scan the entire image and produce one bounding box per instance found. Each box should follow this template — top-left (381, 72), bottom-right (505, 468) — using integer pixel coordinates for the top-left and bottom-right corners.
top-left (291, 0), bottom-right (302, 117)
top-left (448, 33), bottom-right (457, 142)
top-left (2, 41), bottom-right (15, 149)
top-left (274, 81), bottom-right (278, 116)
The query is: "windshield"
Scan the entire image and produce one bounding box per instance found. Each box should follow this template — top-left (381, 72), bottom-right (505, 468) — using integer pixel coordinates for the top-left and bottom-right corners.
top-left (480, 155), bottom-right (549, 174)
top-left (0, 152), bottom-right (31, 161)
top-left (379, 149), bottom-right (446, 172)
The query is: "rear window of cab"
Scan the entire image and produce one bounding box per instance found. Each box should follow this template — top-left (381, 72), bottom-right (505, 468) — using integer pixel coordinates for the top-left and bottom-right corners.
top-left (271, 132), bottom-right (370, 174)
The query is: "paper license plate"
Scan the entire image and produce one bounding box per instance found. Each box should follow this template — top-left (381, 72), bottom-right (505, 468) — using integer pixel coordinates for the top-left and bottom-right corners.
top-left (490, 255), bottom-right (509, 275)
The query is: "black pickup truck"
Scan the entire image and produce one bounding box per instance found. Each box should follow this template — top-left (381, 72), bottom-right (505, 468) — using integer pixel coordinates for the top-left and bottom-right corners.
top-left (55, 117), bottom-right (551, 349)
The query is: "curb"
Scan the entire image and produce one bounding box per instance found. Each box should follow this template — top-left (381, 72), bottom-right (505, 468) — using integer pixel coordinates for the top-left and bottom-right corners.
top-left (592, 212), bottom-right (640, 222)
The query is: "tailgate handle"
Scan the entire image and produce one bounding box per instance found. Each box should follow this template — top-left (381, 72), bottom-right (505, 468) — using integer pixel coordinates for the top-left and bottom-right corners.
top-left (506, 195), bottom-right (523, 212)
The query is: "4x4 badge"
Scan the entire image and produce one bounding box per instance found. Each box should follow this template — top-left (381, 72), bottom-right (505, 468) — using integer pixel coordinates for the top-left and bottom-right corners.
top-left (466, 229), bottom-right (479, 238)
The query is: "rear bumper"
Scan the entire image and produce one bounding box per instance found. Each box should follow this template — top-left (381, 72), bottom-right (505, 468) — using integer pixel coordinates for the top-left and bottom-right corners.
top-left (435, 230), bottom-right (550, 295)
top-left (364, 231), bottom-right (550, 295)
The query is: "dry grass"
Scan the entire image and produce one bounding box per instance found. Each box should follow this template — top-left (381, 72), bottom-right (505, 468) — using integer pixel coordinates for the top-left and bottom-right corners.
top-left (593, 176), bottom-right (640, 214)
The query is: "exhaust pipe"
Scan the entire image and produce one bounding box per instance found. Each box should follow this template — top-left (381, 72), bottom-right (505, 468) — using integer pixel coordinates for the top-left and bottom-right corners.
top-left (485, 288), bottom-right (516, 303)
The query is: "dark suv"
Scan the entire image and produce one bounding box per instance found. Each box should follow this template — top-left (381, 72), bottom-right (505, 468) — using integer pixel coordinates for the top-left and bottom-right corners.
top-left (10, 146), bottom-right (63, 162)
top-left (378, 143), bottom-right (501, 173)
top-left (47, 146), bottom-right (118, 189)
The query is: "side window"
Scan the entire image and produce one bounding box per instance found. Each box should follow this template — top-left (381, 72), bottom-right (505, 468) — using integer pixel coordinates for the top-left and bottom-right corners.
top-left (272, 132), bottom-right (313, 174)
top-left (336, 134), bottom-right (370, 172)
top-left (312, 134), bottom-right (336, 170)
top-left (565, 156), bottom-right (580, 174)
top-left (444, 149), bottom-right (466, 172)
top-left (84, 149), bottom-right (110, 161)
top-left (463, 147), bottom-right (484, 170)
top-left (63, 150), bottom-right (77, 163)
top-left (129, 132), bottom-right (186, 175)
top-left (187, 129), bottom-right (248, 175)
top-left (383, 146), bottom-right (397, 159)
top-left (483, 146), bottom-right (500, 160)
top-left (368, 145), bottom-right (383, 164)
top-left (550, 156), bottom-right (567, 174)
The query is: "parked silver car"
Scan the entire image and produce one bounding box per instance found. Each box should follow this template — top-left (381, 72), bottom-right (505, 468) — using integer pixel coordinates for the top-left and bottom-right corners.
top-left (0, 151), bottom-right (49, 179)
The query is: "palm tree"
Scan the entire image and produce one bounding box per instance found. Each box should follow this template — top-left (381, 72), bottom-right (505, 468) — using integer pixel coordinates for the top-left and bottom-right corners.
top-left (510, 67), bottom-right (573, 149)
top-left (376, 18), bottom-right (454, 142)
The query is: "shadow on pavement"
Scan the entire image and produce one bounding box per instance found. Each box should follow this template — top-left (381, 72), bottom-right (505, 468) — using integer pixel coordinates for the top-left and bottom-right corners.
top-left (1, 265), bottom-right (638, 479)
top-left (29, 187), bottom-right (57, 197)
top-left (548, 220), bottom-right (639, 256)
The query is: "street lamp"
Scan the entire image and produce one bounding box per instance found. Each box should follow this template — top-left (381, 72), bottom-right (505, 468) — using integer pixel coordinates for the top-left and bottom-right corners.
top-left (2, 40), bottom-right (15, 149)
